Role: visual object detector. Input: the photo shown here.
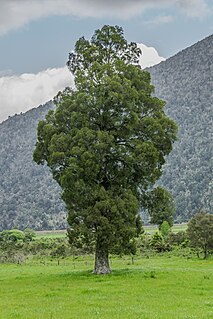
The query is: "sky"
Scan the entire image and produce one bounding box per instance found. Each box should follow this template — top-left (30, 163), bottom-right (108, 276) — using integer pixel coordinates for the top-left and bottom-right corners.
top-left (0, 0), bottom-right (212, 123)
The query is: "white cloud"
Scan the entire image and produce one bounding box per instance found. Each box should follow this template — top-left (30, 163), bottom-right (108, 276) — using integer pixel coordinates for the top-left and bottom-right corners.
top-left (144, 15), bottom-right (174, 26)
top-left (138, 44), bottom-right (165, 68)
top-left (0, 0), bottom-right (211, 35)
top-left (0, 69), bottom-right (13, 77)
top-left (0, 67), bottom-right (73, 123)
top-left (0, 43), bottom-right (165, 123)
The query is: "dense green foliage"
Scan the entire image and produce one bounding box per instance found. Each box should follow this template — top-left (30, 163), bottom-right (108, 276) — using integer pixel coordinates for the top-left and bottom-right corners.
top-left (187, 211), bottom-right (213, 258)
top-left (0, 34), bottom-right (212, 231)
top-left (0, 228), bottom-right (70, 263)
top-left (33, 25), bottom-right (177, 273)
top-left (160, 221), bottom-right (171, 238)
top-left (146, 187), bottom-right (175, 227)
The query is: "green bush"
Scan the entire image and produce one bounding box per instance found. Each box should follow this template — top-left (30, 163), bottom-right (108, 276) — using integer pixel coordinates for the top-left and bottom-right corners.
top-left (168, 231), bottom-right (188, 247)
top-left (151, 232), bottom-right (171, 252)
top-left (0, 229), bottom-right (25, 242)
top-left (160, 221), bottom-right (171, 238)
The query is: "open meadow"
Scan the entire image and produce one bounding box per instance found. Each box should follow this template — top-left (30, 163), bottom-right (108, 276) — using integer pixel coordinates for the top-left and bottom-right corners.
top-left (35, 224), bottom-right (188, 238)
top-left (0, 255), bottom-right (212, 319)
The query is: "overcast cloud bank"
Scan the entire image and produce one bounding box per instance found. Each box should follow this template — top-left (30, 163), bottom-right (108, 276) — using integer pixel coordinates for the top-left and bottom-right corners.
top-left (0, 0), bottom-right (211, 35)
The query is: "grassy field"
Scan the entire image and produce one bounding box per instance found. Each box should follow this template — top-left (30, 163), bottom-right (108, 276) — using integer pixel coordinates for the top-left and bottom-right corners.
top-left (0, 255), bottom-right (212, 319)
top-left (35, 223), bottom-right (188, 238)
top-left (143, 223), bottom-right (187, 235)
top-left (35, 229), bottom-right (67, 238)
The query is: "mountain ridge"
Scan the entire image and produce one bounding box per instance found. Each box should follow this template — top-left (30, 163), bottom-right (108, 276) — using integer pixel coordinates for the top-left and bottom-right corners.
top-left (149, 33), bottom-right (213, 221)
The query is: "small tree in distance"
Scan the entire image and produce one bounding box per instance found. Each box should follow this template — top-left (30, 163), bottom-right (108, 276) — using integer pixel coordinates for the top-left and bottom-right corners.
top-left (33, 25), bottom-right (177, 274)
top-left (146, 187), bottom-right (175, 228)
top-left (160, 221), bottom-right (171, 238)
top-left (187, 211), bottom-right (213, 259)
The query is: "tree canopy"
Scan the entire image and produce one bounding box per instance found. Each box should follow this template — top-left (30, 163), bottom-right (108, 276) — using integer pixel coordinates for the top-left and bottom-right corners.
top-left (146, 186), bottom-right (175, 227)
top-left (187, 211), bottom-right (213, 259)
top-left (33, 25), bottom-right (177, 274)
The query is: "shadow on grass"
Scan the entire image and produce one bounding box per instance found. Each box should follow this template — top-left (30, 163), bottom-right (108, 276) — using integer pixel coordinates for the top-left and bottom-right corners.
top-left (57, 268), bottom-right (158, 281)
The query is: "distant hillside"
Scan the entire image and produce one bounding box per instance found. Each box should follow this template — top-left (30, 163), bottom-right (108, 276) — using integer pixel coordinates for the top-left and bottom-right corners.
top-left (149, 34), bottom-right (213, 221)
top-left (0, 102), bottom-right (67, 230)
top-left (0, 34), bottom-right (212, 230)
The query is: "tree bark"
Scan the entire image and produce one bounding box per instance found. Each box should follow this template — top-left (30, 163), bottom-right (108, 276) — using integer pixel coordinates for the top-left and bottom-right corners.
top-left (93, 240), bottom-right (111, 274)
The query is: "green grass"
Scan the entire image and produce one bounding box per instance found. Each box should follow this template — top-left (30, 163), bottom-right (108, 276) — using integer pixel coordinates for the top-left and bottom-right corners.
top-left (143, 223), bottom-right (187, 235)
top-left (171, 223), bottom-right (188, 233)
top-left (35, 223), bottom-right (187, 239)
top-left (0, 255), bottom-right (212, 319)
top-left (35, 230), bottom-right (67, 238)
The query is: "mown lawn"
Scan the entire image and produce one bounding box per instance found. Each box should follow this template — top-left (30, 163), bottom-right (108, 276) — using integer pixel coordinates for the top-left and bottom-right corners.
top-left (0, 255), bottom-right (212, 319)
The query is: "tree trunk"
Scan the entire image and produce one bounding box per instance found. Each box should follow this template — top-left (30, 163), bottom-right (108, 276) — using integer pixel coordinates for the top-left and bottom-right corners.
top-left (204, 247), bottom-right (208, 259)
top-left (93, 240), bottom-right (111, 274)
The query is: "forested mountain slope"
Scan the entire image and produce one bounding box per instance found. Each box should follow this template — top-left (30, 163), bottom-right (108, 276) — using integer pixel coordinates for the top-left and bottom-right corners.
top-left (0, 102), bottom-right (67, 230)
top-left (0, 34), bottom-right (212, 230)
top-left (149, 34), bottom-right (213, 221)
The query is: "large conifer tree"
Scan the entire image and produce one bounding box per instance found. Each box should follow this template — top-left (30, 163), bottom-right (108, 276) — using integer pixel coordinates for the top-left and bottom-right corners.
top-left (33, 25), bottom-right (177, 274)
